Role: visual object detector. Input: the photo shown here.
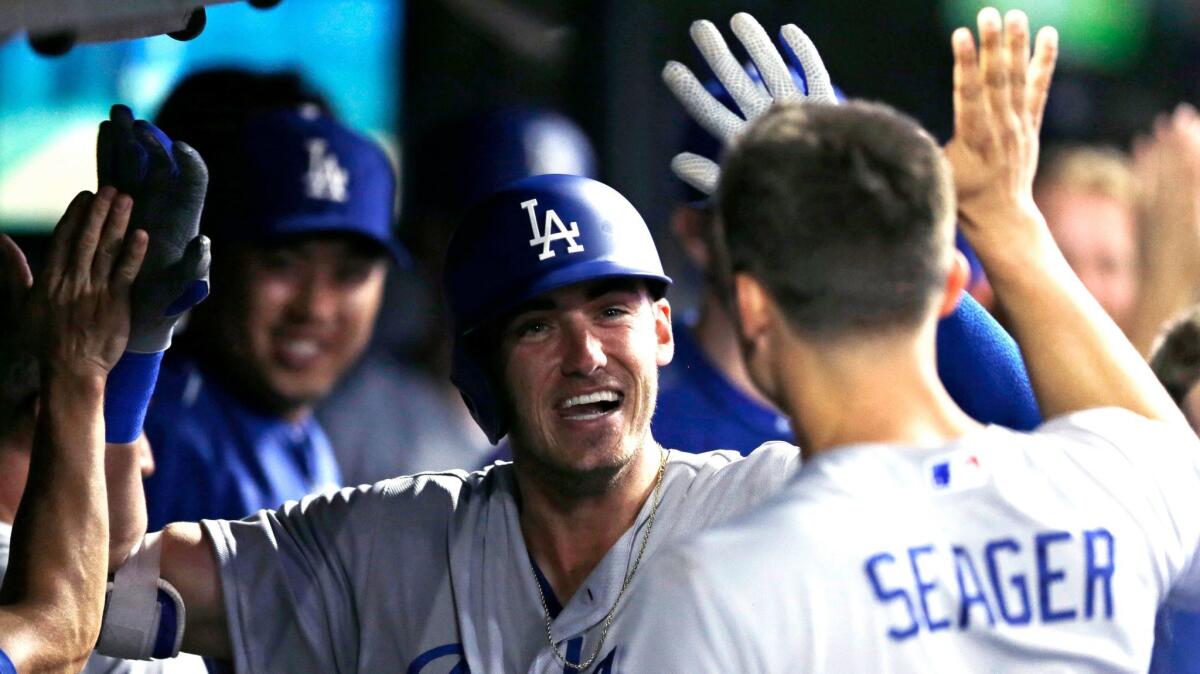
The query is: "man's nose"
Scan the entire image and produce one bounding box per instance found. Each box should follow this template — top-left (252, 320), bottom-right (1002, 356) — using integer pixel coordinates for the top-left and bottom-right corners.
top-left (291, 272), bottom-right (340, 321)
top-left (560, 320), bottom-right (606, 376)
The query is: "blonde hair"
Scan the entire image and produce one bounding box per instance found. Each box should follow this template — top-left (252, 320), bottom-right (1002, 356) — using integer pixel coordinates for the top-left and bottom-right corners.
top-left (1035, 145), bottom-right (1136, 207)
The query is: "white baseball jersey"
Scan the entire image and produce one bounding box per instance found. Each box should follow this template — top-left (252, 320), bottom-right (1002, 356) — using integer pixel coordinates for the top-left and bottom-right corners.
top-left (620, 408), bottom-right (1200, 673)
top-left (200, 443), bottom-right (799, 673)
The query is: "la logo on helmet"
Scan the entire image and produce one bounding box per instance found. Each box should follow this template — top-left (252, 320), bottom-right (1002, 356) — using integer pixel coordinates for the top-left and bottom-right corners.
top-left (304, 138), bottom-right (349, 203)
top-left (523, 198), bottom-right (585, 261)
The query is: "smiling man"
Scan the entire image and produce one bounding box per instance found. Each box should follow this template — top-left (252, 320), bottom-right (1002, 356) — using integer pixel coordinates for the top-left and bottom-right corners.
top-left (622, 9), bottom-right (1200, 672)
top-left (141, 101), bottom-right (398, 529)
top-left (79, 14), bottom-right (1049, 674)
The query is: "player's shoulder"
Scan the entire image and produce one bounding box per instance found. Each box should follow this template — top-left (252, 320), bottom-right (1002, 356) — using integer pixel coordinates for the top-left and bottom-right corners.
top-left (657, 442), bottom-right (801, 530)
top-left (663, 441), bottom-right (800, 479)
top-left (256, 462), bottom-right (513, 538)
top-left (1031, 407), bottom-right (1199, 462)
top-left (360, 461), bottom-right (513, 512)
top-left (1039, 406), bottom-right (1180, 438)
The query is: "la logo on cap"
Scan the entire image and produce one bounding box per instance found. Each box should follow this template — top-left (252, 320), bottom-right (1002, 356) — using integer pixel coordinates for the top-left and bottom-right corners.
top-left (304, 138), bottom-right (349, 203)
top-left (522, 198), bottom-right (584, 261)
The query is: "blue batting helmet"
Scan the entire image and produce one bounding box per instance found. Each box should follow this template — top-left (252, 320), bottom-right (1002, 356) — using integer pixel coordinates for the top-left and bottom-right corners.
top-left (444, 173), bottom-right (672, 444)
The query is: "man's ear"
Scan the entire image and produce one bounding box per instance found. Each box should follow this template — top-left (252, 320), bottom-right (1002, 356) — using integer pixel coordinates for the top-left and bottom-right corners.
top-left (654, 298), bottom-right (674, 367)
top-left (936, 251), bottom-right (971, 319)
top-left (670, 206), bottom-right (711, 271)
top-left (734, 272), bottom-right (771, 343)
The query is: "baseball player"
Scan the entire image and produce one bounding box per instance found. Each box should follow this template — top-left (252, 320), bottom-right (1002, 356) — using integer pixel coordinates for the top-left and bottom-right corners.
top-left (140, 74), bottom-right (403, 529)
top-left (656, 66), bottom-right (1040, 457)
top-left (622, 9), bottom-right (1200, 672)
top-left (327, 106), bottom-right (601, 480)
top-left (69, 13), bottom-right (1053, 674)
top-left (0, 189), bottom-right (149, 674)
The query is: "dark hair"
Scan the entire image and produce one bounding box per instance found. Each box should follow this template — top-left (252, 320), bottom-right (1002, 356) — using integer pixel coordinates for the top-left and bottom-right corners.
top-left (154, 68), bottom-right (334, 239)
top-left (718, 100), bottom-right (955, 337)
top-left (1150, 305), bottom-right (1200, 405)
top-left (155, 68), bottom-right (333, 147)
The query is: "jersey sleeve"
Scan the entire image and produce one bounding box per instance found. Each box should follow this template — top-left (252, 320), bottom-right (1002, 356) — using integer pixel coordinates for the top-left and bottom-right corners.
top-left (1042, 408), bottom-right (1200, 610)
top-left (655, 443), bottom-right (801, 544)
top-left (202, 474), bottom-right (461, 673)
top-left (936, 292), bottom-right (1041, 431)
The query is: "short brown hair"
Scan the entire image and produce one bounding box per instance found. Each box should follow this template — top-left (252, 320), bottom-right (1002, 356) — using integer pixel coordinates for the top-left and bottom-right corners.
top-left (1150, 305), bottom-right (1200, 404)
top-left (718, 100), bottom-right (955, 337)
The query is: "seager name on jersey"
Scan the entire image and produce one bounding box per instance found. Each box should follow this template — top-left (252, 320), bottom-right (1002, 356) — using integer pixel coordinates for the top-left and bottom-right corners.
top-left (864, 527), bottom-right (1115, 641)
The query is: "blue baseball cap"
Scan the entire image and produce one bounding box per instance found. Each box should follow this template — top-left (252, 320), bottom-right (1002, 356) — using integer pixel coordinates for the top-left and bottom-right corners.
top-left (211, 106), bottom-right (403, 262)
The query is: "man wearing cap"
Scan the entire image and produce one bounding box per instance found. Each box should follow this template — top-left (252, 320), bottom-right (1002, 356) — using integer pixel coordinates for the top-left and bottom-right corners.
top-left (654, 62), bottom-right (1041, 457)
top-left (141, 101), bottom-right (398, 529)
top-left (79, 15), bottom-right (1046, 673)
top-left (319, 105), bottom-right (599, 481)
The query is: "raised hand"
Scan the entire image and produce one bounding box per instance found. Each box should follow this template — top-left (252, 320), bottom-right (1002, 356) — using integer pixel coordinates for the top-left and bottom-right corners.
top-left (30, 189), bottom-right (148, 379)
top-left (97, 104), bottom-right (210, 354)
top-left (662, 12), bottom-right (836, 195)
top-left (943, 8), bottom-right (1058, 254)
top-left (1128, 104), bottom-right (1200, 353)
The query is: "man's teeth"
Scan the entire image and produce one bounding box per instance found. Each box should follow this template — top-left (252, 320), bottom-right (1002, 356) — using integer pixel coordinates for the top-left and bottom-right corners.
top-left (282, 339), bottom-right (320, 358)
top-left (562, 391), bottom-right (621, 408)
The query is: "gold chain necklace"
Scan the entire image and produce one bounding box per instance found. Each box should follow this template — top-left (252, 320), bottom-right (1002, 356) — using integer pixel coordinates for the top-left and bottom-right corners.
top-left (530, 447), bottom-right (669, 671)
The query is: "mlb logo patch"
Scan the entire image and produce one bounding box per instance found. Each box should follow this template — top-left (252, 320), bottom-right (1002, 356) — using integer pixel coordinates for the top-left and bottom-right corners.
top-left (925, 450), bottom-right (988, 492)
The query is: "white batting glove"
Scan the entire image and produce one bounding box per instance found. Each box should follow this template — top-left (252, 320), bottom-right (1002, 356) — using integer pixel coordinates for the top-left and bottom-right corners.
top-left (663, 12), bottom-right (838, 195)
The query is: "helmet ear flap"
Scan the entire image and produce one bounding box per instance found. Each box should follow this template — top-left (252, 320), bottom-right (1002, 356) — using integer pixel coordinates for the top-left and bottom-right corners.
top-left (451, 339), bottom-right (508, 445)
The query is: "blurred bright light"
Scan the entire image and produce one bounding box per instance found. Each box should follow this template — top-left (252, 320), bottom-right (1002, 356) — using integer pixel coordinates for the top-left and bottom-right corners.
top-left (941, 0), bottom-right (1149, 71)
top-left (0, 0), bottom-right (402, 230)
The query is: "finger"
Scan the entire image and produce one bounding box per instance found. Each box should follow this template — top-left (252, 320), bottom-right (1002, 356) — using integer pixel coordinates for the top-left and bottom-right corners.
top-left (1005, 10), bottom-right (1030, 123)
top-left (163, 235), bottom-right (211, 316)
top-left (110, 105), bottom-right (144, 191)
top-left (671, 152), bottom-right (720, 196)
top-left (729, 13), bottom-right (799, 102)
top-left (134, 120), bottom-right (178, 187)
top-left (70, 187), bottom-right (117, 284)
top-left (43, 191), bottom-right (94, 285)
top-left (978, 8), bottom-right (1016, 140)
top-left (0, 234), bottom-right (33, 292)
top-left (110, 229), bottom-right (148, 298)
top-left (172, 141), bottom-right (209, 199)
top-left (952, 28), bottom-right (988, 148)
top-left (663, 60), bottom-right (745, 143)
top-left (1026, 26), bottom-right (1059, 131)
top-left (689, 19), bottom-right (771, 120)
top-left (97, 120), bottom-right (114, 188)
top-left (92, 194), bottom-right (133, 285)
top-left (779, 24), bottom-right (837, 103)
top-left (0, 234), bottom-right (33, 322)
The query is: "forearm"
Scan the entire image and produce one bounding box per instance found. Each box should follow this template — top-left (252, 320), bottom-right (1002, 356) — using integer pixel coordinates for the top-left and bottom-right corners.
top-left (105, 435), bottom-right (149, 571)
top-left (0, 368), bottom-right (109, 667)
top-left (1127, 273), bottom-right (1199, 357)
top-left (972, 209), bottom-right (1183, 423)
top-left (162, 522), bottom-right (231, 658)
top-left (0, 609), bottom-right (91, 674)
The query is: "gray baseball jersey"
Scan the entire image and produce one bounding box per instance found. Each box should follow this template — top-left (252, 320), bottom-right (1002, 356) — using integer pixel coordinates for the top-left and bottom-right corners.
top-left (620, 408), bottom-right (1200, 673)
top-left (200, 442), bottom-right (800, 672)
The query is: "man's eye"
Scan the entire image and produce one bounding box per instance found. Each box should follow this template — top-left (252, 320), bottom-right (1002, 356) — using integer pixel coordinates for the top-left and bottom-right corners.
top-left (516, 321), bottom-right (550, 338)
top-left (601, 306), bottom-right (628, 319)
top-left (260, 252), bottom-right (302, 271)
